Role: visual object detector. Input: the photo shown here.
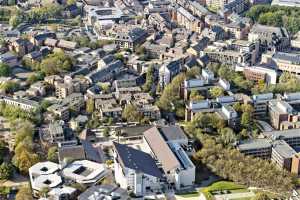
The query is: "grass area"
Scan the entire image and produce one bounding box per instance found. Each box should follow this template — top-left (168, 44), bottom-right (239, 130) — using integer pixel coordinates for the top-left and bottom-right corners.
top-left (234, 198), bottom-right (252, 200)
top-left (200, 181), bottom-right (247, 200)
top-left (177, 191), bottom-right (200, 198)
top-left (0, 187), bottom-right (10, 195)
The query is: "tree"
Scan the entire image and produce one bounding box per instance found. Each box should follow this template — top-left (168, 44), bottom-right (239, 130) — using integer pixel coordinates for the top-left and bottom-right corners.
top-left (0, 162), bottom-right (13, 180)
top-left (189, 90), bottom-right (204, 101)
top-left (103, 127), bottom-right (110, 137)
top-left (47, 146), bottom-right (58, 162)
top-left (13, 149), bottom-right (39, 174)
top-left (157, 73), bottom-right (186, 111)
top-left (40, 51), bottom-right (73, 75)
top-left (209, 86), bottom-right (224, 98)
top-left (142, 66), bottom-right (154, 92)
top-left (13, 121), bottom-right (34, 147)
top-left (218, 128), bottom-right (236, 146)
top-left (122, 104), bottom-right (141, 122)
top-left (252, 193), bottom-right (271, 200)
top-left (0, 63), bottom-right (10, 77)
top-left (0, 81), bottom-right (20, 94)
top-left (67, 0), bottom-right (76, 5)
top-left (40, 100), bottom-right (52, 112)
top-left (16, 186), bottom-right (33, 200)
top-left (86, 99), bottom-right (94, 114)
top-left (241, 112), bottom-right (251, 129)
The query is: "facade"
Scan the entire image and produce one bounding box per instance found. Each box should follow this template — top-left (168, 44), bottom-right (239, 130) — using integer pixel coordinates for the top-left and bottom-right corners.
top-left (252, 93), bottom-right (273, 118)
top-left (243, 66), bottom-right (277, 85)
top-left (262, 51), bottom-right (300, 76)
top-left (269, 100), bottom-right (300, 130)
top-left (237, 139), bottom-right (272, 159)
top-left (159, 59), bottom-right (181, 88)
top-left (173, 6), bottom-right (203, 33)
top-left (271, 140), bottom-right (296, 171)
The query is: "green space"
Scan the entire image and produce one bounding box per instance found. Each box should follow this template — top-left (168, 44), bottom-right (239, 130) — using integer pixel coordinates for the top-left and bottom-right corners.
top-left (177, 191), bottom-right (200, 198)
top-left (200, 181), bottom-right (247, 200)
top-left (246, 5), bottom-right (300, 34)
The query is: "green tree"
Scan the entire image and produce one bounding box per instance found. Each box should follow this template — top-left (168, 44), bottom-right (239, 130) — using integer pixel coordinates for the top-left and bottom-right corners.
top-left (189, 90), bottom-right (204, 101)
top-left (86, 99), bottom-right (94, 114)
top-left (103, 127), bottom-right (110, 137)
top-left (122, 104), bottom-right (142, 122)
top-left (252, 193), bottom-right (271, 200)
top-left (241, 112), bottom-right (251, 129)
top-left (0, 81), bottom-right (20, 94)
top-left (0, 63), bottom-right (10, 77)
top-left (209, 86), bottom-right (224, 98)
top-left (218, 128), bottom-right (236, 146)
top-left (47, 146), bottom-right (58, 162)
top-left (0, 162), bottom-right (13, 180)
top-left (16, 186), bottom-right (33, 200)
top-left (142, 66), bottom-right (154, 92)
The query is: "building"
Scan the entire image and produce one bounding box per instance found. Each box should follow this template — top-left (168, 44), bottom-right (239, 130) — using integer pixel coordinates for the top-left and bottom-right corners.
top-left (0, 95), bottom-right (40, 112)
top-left (62, 160), bottom-right (107, 185)
top-left (237, 139), bottom-right (272, 159)
top-left (262, 51), bottom-right (300, 76)
top-left (29, 161), bottom-right (62, 197)
top-left (269, 100), bottom-right (300, 130)
top-left (252, 93), bottom-right (274, 118)
top-left (0, 52), bottom-right (18, 66)
top-left (143, 126), bottom-right (195, 190)
top-left (113, 142), bottom-right (163, 196)
top-left (9, 38), bottom-right (34, 57)
top-left (115, 27), bottom-right (148, 51)
top-left (159, 59), bottom-right (181, 88)
top-left (243, 66), bottom-right (277, 85)
top-left (248, 24), bottom-right (290, 52)
top-left (271, 140), bottom-right (296, 171)
top-left (271, 0), bottom-right (300, 7)
top-left (78, 184), bottom-right (129, 200)
top-left (173, 6), bottom-right (202, 33)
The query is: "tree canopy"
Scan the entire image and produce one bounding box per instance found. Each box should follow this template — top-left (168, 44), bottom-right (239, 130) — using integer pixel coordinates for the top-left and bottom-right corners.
top-left (246, 5), bottom-right (300, 34)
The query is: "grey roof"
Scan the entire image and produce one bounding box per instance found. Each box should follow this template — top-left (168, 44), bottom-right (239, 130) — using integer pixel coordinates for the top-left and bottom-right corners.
top-left (115, 27), bottom-right (147, 42)
top-left (263, 129), bottom-right (300, 140)
top-left (272, 140), bottom-right (296, 159)
top-left (273, 52), bottom-right (300, 65)
top-left (144, 127), bottom-right (180, 172)
top-left (58, 144), bottom-right (85, 162)
top-left (237, 139), bottom-right (272, 151)
top-left (86, 60), bottom-right (123, 83)
top-left (82, 140), bottom-right (104, 163)
top-left (78, 184), bottom-right (129, 200)
top-left (159, 125), bottom-right (188, 142)
top-left (113, 142), bottom-right (163, 178)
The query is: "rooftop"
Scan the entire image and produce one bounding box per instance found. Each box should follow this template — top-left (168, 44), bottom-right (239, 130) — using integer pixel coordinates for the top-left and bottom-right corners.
top-left (144, 127), bottom-right (181, 172)
top-left (272, 140), bottom-right (297, 159)
top-left (113, 142), bottom-right (163, 178)
top-left (237, 139), bottom-right (272, 151)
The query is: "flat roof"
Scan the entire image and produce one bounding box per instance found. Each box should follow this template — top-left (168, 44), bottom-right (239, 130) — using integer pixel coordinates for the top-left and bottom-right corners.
top-left (238, 139), bottom-right (272, 151)
top-left (263, 129), bottom-right (300, 140)
top-left (272, 140), bottom-right (296, 159)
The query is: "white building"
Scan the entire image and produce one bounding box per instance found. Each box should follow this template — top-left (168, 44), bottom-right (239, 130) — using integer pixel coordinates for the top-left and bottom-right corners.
top-left (113, 142), bottom-right (163, 196)
top-left (29, 161), bottom-right (62, 197)
top-left (143, 126), bottom-right (195, 190)
top-left (62, 160), bottom-right (108, 185)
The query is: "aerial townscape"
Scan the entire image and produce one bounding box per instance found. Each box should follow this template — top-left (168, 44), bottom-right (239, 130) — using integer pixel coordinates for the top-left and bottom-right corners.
top-left (2, 0), bottom-right (300, 200)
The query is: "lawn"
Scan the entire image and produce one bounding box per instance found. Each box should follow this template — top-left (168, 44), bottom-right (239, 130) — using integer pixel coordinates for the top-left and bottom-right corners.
top-left (177, 191), bottom-right (200, 198)
top-left (200, 181), bottom-right (247, 200)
